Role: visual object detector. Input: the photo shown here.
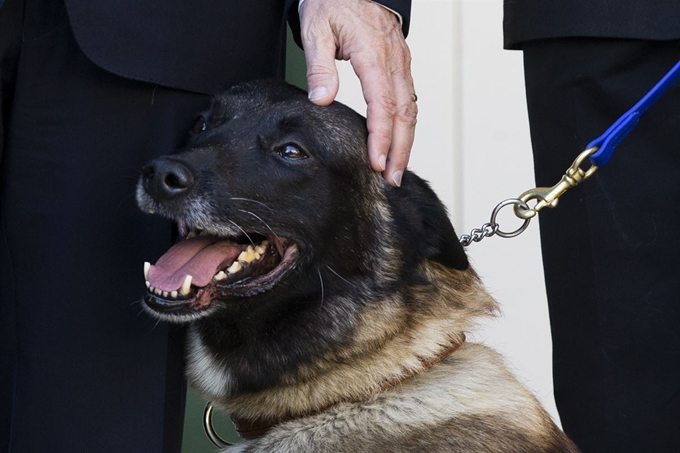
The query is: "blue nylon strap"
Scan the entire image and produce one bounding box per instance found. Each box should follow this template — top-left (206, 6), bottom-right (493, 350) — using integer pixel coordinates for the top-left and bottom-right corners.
top-left (588, 59), bottom-right (680, 167)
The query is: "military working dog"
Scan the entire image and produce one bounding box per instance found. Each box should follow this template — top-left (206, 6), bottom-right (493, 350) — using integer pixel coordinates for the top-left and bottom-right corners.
top-left (136, 80), bottom-right (578, 452)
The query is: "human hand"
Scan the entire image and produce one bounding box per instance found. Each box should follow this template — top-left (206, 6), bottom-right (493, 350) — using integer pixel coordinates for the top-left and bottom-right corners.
top-left (298, 0), bottom-right (416, 187)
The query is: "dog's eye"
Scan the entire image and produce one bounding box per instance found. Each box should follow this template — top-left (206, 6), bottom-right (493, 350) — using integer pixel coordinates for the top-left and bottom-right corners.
top-left (192, 116), bottom-right (207, 134)
top-left (277, 145), bottom-right (308, 160)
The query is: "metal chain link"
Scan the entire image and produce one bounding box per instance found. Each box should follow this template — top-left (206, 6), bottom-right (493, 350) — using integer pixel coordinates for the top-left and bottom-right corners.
top-left (459, 199), bottom-right (532, 246)
top-left (459, 222), bottom-right (499, 247)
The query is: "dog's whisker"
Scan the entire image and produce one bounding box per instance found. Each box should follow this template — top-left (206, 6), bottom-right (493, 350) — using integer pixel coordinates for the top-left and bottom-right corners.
top-left (325, 265), bottom-right (357, 288)
top-left (227, 218), bottom-right (255, 245)
top-left (231, 197), bottom-right (275, 213)
top-left (237, 209), bottom-right (280, 242)
top-left (317, 267), bottom-right (325, 309)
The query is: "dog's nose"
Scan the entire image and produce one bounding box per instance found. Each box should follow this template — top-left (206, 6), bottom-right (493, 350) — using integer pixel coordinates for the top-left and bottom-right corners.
top-left (141, 157), bottom-right (195, 201)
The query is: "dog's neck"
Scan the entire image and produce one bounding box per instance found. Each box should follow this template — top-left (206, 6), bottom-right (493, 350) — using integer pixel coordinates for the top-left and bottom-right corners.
top-left (186, 262), bottom-right (496, 423)
top-left (229, 335), bottom-right (466, 440)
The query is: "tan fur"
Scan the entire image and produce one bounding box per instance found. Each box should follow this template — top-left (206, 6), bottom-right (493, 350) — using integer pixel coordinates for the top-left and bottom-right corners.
top-left (235, 345), bottom-right (569, 453)
top-left (189, 263), bottom-right (577, 452)
top-left (204, 264), bottom-right (492, 420)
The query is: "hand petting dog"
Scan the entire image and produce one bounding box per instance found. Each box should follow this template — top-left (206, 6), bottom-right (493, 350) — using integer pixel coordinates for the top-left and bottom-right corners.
top-left (299, 0), bottom-right (417, 188)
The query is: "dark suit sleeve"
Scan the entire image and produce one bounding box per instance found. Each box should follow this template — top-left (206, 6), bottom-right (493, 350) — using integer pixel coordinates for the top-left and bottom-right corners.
top-left (288, 0), bottom-right (412, 49)
top-left (65, 0), bottom-right (292, 93)
top-left (504, 0), bottom-right (680, 49)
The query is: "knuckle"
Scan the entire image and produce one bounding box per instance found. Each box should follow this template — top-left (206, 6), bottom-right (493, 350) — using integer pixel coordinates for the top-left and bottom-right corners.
top-left (392, 100), bottom-right (418, 128)
top-left (306, 64), bottom-right (336, 80)
top-left (373, 93), bottom-right (398, 116)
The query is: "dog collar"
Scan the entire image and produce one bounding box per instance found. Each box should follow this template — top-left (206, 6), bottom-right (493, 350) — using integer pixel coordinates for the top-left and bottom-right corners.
top-left (224, 335), bottom-right (466, 441)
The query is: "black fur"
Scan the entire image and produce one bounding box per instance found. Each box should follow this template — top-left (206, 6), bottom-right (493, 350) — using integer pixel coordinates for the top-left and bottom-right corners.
top-left (140, 79), bottom-right (467, 391)
top-left (136, 80), bottom-right (578, 452)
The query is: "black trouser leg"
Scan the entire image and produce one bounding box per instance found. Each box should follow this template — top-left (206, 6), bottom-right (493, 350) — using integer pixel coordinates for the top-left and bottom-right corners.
top-left (523, 38), bottom-right (680, 453)
top-left (0, 0), bottom-right (210, 451)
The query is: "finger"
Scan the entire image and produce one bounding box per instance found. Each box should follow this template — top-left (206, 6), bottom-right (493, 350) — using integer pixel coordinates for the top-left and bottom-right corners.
top-left (299, 10), bottom-right (340, 106)
top-left (383, 49), bottom-right (417, 187)
top-left (352, 53), bottom-right (397, 174)
top-left (353, 47), bottom-right (415, 185)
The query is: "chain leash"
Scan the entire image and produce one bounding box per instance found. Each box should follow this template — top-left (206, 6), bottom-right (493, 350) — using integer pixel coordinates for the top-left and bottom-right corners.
top-left (460, 59), bottom-right (680, 246)
top-left (459, 148), bottom-right (598, 246)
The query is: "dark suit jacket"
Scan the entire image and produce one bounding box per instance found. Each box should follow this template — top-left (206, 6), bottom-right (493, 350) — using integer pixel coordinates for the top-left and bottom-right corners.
top-left (504, 0), bottom-right (680, 49)
top-left (62, 0), bottom-right (412, 94)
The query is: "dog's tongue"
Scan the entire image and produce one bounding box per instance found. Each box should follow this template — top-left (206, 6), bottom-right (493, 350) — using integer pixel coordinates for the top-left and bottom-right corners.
top-left (147, 236), bottom-right (243, 292)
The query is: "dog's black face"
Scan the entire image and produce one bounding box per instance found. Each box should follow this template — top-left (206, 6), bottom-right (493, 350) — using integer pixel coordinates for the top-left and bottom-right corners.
top-left (137, 79), bottom-right (468, 325)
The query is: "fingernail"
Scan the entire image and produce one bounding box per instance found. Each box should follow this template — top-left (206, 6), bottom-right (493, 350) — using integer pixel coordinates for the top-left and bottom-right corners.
top-left (378, 154), bottom-right (387, 171)
top-left (392, 170), bottom-right (403, 187)
top-left (308, 87), bottom-right (328, 101)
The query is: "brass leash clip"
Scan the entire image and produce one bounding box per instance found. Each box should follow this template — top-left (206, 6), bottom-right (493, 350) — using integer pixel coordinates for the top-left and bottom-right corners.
top-left (514, 147), bottom-right (599, 220)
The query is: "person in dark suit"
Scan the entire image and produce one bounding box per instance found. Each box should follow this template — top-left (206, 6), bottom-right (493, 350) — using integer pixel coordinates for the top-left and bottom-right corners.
top-left (504, 1), bottom-right (680, 452)
top-left (0, 0), bottom-right (414, 451)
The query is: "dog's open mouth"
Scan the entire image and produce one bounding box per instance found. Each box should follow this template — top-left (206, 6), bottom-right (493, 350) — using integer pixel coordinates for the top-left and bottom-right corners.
top-left (143, 222), bottom-right (299, 313)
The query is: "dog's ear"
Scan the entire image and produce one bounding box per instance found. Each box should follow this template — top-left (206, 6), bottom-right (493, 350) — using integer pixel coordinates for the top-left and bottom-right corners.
top-left (386, 172), bottom-right (469, 270)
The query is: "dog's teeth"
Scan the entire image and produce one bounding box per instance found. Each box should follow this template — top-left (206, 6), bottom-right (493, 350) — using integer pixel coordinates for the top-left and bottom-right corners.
top-left (162, 291), bottom-right (169, 298)
top-left (238, 247), bottom-right (257, 263)
top-left (213, 271), bottom-right (228, 281)
top-left (254, 252), bottom-right (261, 260)
top-left (227, 261), bottom-right (242, 274)
top-left (144, 262), bottom-right (150, 280)
top-left (186, 231), bottom-right (197, 239)
top-left (170, 290), bottom-right (178, 298)
top-left (255, 244), bottom-right (266, 255)
top-left (145, 281), bottom-right (150, 288)
top-left (180, 275), bottom-right (193, 295)
top-left (154, 288), bottom-right (162, 296)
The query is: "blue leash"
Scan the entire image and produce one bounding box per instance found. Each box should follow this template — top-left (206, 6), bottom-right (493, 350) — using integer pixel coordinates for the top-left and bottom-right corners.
top-left (512, 58), bottom-right (680, 220)
top-left (461, 59), bottom-right (680, 245)
top-left (588, 59), bottom-right (680, 166)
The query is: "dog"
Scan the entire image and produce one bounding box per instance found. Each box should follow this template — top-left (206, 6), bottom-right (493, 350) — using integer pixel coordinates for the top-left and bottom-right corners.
top-left (136, 79), bottom-right (578, 452)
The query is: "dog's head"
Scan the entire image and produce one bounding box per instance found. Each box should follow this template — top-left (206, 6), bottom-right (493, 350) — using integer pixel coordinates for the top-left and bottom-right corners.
top-left (137, 79), bottom-right (468, 323)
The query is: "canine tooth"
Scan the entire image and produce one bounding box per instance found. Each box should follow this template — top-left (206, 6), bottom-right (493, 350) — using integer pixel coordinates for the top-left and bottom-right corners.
top-left (213, 271), bottom-right (228, 281)
top-left (186, 231), bottom-right (197, 239)
top-left (144, 262), bottom-right (150, 280)
top-left (227, 261), bottom-right (242, 274)
top-left (180, 275), bottom-right (193, 295)
top-left (146, 281), bottom-right (150, 288)
top-left (170, 291), bottom-right (178, 298)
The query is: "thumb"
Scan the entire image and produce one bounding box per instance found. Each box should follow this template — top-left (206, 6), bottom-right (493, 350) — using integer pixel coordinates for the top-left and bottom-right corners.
top-left (303, 32), bottom-right (340, 106)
